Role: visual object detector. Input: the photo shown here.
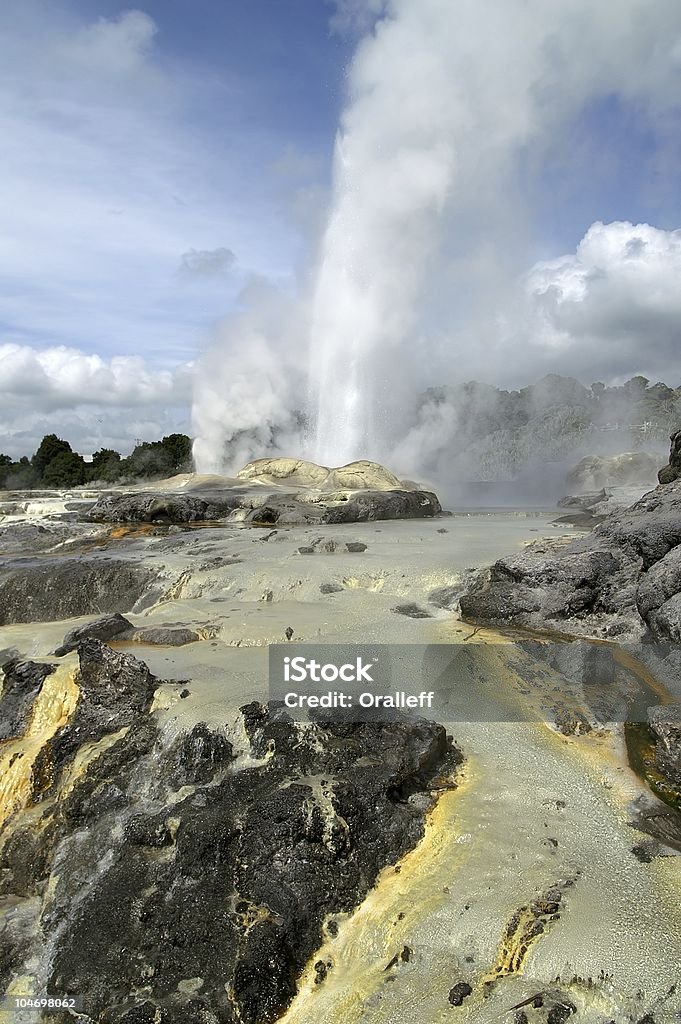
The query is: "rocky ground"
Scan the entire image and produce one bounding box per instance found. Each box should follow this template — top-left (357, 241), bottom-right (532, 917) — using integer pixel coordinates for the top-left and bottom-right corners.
top-left (0, 642), bottom-right (457, 1024)
top-left (2, 458), bottom-right (681, 1023)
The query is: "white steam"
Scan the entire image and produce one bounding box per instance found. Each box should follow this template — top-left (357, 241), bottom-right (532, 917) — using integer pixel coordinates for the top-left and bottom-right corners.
top-left (193, 0), bottom-right (681, 474)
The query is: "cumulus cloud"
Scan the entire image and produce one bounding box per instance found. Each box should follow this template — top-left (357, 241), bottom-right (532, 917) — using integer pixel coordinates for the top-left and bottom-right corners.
top-left (0, 343), bottom-right (193, 458)
top-left (518, 221), bottom-right (681, 383)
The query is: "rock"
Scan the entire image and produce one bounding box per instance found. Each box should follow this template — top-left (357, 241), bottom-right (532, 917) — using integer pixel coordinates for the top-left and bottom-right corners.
top-left (87, 479), bottom-right (441, 527)
top-left (236, 457), bottom-right (404, 491)
top-left (392, 603), bottom-right (432, 619)
top-left (87, 491), bottom-right (243, 523)
top-left (658, 430), bottom-right (681, 484)
top-left (346, 542), bottom-right (367, 552)
top-left (237, 457), bottom-right (331, 488)
top-left (54, 612), bottom-right (134, 656)
top-left (554, 708), bottom-right (592, 736)
top-left (0, 659), bottom-right (56, 741)
top-left (648, 704), bottom-right (681, 786)
top-left (448, 982), bottom-right (472, 1006)
top-left (427, 585), bottom-right (462, 609)
top-left (547, 1002), bottom-right (577, 1024)
top-left (0, 520), bottom-right (102, 555)
top-left (325, 490), bottom-right (441, 523)
top-left (0, 558), bottom-right (160, 624)
top-left (129, 627), bottom-right (200, 647)
top-left (246, 489), bottom-right (441, 526)
top-left (1, 679), bottom-right (459, 1024)
top-left (461, 478), bottom-right (681, 641)
top-left (320, 582), bottom-right (343, 594)
top-left (568, 452), bottom-right (658, 491)
top-left (298, 546), bottom-right (315, 554)
top-left (164, 722), bottom-right (234, 789)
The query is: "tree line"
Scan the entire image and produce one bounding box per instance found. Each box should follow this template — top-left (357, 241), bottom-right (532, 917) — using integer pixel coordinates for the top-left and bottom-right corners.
top-left (0, 433), bottom-right (193, 490)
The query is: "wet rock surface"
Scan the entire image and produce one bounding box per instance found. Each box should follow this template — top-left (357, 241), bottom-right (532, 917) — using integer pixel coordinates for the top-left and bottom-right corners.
top-left (0, 643), bottom-right (459, 1024)
top-left (87, 491), bottom-right (246, 523)
top-left (648, 704), bottom-right (681, 786)
top-left (54, 612), bottom-right (134, 655)
top-left (0, 659), bottom-right (56, 740)
top-left (0, 558), bottom-right (160, 624)
top-left (86, 486), bottom-right (442, 526)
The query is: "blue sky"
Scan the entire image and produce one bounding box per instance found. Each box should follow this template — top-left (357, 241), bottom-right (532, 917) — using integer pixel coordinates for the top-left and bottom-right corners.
top-left (1, 0), bottom-right (681, 459)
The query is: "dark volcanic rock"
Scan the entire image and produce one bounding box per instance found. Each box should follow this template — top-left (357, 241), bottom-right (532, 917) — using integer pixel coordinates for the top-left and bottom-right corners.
top-left (54, 612), bottom-right (134, 655)
top-left (0, 659), bottom-right (56, 740)
top-left (658, 430), bottom-right (681, 485)
top-left (320, 582), bottom-right (343, 594)
top-left (1, 648), bottom-right (458, 1024)
top-left (87, 491), bottom-right (244, 523)
top-left (648, 705), bottom-right (681, 786)
top-left (129, 626), bottom-right (200, 646)
top-left (324, 489), bottom-right (441, 523)
top-left (392, 603), bottom-right (432, 619)
top-left (448, 982), bottom-right (472, 1006)
top-left (246, 489), bottom-right (441, 526)
top-left (31, 641), bottom-right (162, 802)
top-left (460, 479), bottom-right (681, 641)
top-left (0, 558), bottom-right (160, 624)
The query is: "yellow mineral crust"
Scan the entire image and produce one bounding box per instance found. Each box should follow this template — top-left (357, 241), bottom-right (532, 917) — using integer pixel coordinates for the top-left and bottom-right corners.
top-left (0, 660), bottom-right (79, 832)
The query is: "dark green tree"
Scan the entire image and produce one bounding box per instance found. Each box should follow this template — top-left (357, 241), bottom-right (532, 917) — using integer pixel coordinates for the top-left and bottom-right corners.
top-left (124, 441), bottom-right (174, 480)
top-left (0, 453), bottom-right (12, 488)
top-left (88, 448), bottom-right (123, 483)
top-left (32, 434), bottom-right (72, 478)
top-left (42, 451), bottom-right (87, 487)
top-left (160, 433), bottom-right (193, 472)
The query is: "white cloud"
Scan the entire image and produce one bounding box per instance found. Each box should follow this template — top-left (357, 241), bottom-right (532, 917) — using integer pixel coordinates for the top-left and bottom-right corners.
top-left (0, 3), bottom-right (297, 372)
top-left (522, 221), bottom-right (681, 382)
top-left (0, 343), bottom-right (193, 458)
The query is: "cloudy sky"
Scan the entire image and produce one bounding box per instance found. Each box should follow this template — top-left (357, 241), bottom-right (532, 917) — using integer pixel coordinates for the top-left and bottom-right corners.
top-left (2, 0), bottom-right (681, 460)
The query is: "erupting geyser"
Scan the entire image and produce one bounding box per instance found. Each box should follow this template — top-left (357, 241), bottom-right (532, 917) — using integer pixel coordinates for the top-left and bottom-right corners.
top-left (192, 0), bottom-right (681, 475)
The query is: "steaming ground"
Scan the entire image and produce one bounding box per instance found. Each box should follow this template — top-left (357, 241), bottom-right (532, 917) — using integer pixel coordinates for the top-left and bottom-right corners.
top-left (2, 493), bottom-right (681, 1021)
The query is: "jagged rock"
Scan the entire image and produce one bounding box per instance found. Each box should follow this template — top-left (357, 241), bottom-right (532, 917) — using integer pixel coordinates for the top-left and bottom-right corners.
top-left (0, 558), bottom-right (160, 624)
top-left (54, 612), bottom-right (134, 656)
top-left (448, 982), bottom-right (472, 1006)
top-left (32, 641), bottom-right (162, 799)
top-left (1, 645), bottom-right (459, 1024)
top-left (648, 705), bottom-right (681, 786)
top-left (658, 430), bottom-right (681, 484)
top-left (461, 479), bottom-right (681, 640)
top-left (164, 722), bottom-right (234, 789)
top-left (0, 659), bottom-right (56, 740)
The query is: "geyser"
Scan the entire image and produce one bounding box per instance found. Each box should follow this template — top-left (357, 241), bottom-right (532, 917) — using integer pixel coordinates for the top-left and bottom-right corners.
top-left (192, 0), bottom-right (681, 475)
